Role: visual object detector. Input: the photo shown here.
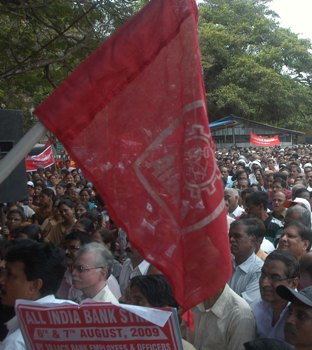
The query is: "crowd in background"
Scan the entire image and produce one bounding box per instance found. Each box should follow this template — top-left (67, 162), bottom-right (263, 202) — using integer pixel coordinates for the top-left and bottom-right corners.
top-left (1, 145), bottom-right (312, 349)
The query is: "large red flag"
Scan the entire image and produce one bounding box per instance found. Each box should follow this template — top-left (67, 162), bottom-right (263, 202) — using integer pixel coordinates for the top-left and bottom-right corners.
top-left (35, 0), bottom-right (231, 310)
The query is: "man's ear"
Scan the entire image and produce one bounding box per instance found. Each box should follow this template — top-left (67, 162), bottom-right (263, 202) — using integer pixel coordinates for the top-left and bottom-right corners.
top-left (100, 267), bottom-right (108, 280)
top-left (30, 278), bottom-right (43, 299)
top-left (289, 277), bottom-right (300, 289)
top-left (303, 240), bottom-right (310, 253)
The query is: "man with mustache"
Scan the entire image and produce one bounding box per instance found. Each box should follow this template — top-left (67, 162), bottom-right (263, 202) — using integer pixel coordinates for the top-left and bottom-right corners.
top-left (71, 242), bottom-right (118, 303)
top-left (277, 285), bottom-right (312, 350)
top-left (252, 251), bottom-right (299, 341)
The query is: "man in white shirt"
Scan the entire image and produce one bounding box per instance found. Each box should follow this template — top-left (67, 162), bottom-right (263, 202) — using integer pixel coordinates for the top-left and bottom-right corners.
top-left (229, 218), bottom-right (264, 306)
top-left (224, 188), bottom-right (245, 219)
top-left (119, 240), bottom-right (150, 295)
top-left (0, 241), bottom-right (75, 350)
top-left (72, 242), bottom-right (118, 303)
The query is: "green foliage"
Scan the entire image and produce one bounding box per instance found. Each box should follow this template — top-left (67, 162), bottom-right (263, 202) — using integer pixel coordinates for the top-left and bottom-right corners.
top-left (0, 0), bottom-right (141, 129)
top-left (199, 0), bottom-right (312, 131)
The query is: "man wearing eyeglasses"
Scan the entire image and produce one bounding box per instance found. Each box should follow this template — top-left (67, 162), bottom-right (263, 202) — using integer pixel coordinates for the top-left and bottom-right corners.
top-left (72, 242), bottom-right (118, 303)
top-left (252, 250), bottom-right (300, 342)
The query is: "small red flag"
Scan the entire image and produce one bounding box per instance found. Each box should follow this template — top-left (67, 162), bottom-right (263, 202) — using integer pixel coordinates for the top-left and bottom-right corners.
top-left (26, 144), bottom-right (54, 172)
top-left (35, 0), bottom-right (232, 310)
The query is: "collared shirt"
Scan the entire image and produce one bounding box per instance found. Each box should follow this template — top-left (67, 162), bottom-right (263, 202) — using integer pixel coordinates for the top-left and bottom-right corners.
top-left (87, 284), bottom-right (119, 304)
top-left (119, 259), bottom-right (150, 295)
top-left (0, 295), bottom-right (77, 350)
top-left (183, 284), bottom-right (255, 350)
top-left (229, 253), bottom-right (263, 306)
top-left (229, 205), bottom-right (245, 219)
top-left (252, 299), bottom-right (289, 341)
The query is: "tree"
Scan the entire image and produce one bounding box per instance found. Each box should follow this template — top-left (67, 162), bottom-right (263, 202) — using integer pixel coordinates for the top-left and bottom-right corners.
top-left (0, 0), bottom-right (140, 129)
top-left (199, 0), bottom-right (312, 131)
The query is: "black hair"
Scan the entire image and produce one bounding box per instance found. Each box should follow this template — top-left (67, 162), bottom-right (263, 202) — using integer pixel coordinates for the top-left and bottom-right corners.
top-left (40, 188), bottom-right (56, 202)
top-left (77, 217), bottom-right (96, 234)
top-left (5, 241), bottom-right (66, 296)
top-left (129, 275), bottom-right (178, 308)
top-left (12, 224), bottom-right (43, 242)
top-left (64, 230), bottom-right (93, 245)
top-left (244, 338), bottom-right (293, 350)
top-left (293, 187), bottom-right (310, 199)
top-left (58, 198), bottom-right (75, 209)
top-left (245, 191), bottom-right (269, 210)
top-left (265, 250), bottom-right (300, 279)
top-left (95, 229), bottom-right (117, 252)
top-left (231, 218), bottom-right (265, 240)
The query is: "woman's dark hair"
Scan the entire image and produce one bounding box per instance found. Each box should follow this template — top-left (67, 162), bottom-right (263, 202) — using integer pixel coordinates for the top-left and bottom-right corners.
top-left (12, 224), bottom-right (43, 242)
top-left (95, 228), bottom-right (117, 252)
top-left (7, 208), bottom-right (26, 222)
top-left (57, 198), bottom-right (75, 209)
top-left (129, 275), bottom-right (179, 308)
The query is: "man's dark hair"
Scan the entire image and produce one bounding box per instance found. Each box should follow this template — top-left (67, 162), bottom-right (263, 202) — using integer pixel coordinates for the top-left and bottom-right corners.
top-left (284, 221), bottom-right (312, 251)
top-left (5, 241), bottom-right (66, 296)
top-left (231, 218), bottom-right (265, 240)
top-left (299, 253), bottom-right (312, 280)
top-left (265, 250), bottom-right (300, 279)
top-left (293, 187), bottom-right (310, 200)
top-left (40, 188), bottom-right (56, 202)
top-left (129, 275), bottom-right (179, 308)
top-left (245, 191), bottom-right (269, 211)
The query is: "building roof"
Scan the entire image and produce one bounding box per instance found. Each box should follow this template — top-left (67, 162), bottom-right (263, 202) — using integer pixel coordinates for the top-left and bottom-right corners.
top-left (210, 115), bottom-right (305, 135)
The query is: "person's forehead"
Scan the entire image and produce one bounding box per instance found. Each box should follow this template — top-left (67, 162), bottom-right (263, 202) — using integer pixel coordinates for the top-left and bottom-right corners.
top-left (6, 260), bottom-right (26, 275)
top-left (273, 192), bottom-right (286, 200)
top-left (263, 259), bottom-right (288, 275)
top-left (292, 300), bottom-right (312, 315)
top-left (230, 223), bottom-right (247, 235)
top-left (76, 251), bottom-right (95, 264)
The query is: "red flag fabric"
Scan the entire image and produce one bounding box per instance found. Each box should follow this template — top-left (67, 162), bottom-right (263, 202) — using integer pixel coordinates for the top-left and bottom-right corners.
top-left (26, 144), bottom-right (54, 172)
top-left (35, 0), bottom-right (231, 310)
top-left (250, 131), bottom-right (281, 146)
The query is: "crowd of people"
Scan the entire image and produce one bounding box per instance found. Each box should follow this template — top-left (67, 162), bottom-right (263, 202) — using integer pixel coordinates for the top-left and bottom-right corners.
top-left (1, 144), bottom-right (312, 349)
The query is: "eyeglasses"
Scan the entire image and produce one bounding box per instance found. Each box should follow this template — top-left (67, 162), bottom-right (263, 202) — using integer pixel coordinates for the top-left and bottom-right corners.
top-left (260, 271), bottom-right (294, 283)
top-left (72, 265), bottom-right (104, 273)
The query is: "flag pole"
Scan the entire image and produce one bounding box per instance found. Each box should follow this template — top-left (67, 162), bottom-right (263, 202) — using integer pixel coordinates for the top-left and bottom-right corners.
top-left (0, 121), bottom-right (47, 184)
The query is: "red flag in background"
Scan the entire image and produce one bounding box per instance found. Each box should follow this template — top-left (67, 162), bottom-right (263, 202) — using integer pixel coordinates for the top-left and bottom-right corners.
top-left (26, 141), bottom-right (54, 172)
top-left (35, 0), bottom-right (231, 310)
top-left (250, 132), bottom-right (281, 146)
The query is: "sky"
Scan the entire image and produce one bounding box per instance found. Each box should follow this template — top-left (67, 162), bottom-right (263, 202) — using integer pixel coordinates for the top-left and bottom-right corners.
top-left (269, 0), bottom-right (312, 41)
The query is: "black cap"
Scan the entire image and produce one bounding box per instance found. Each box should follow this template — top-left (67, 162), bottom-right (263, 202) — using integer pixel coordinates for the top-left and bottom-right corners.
top-left (276, 285), bottom-right (312, 307)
